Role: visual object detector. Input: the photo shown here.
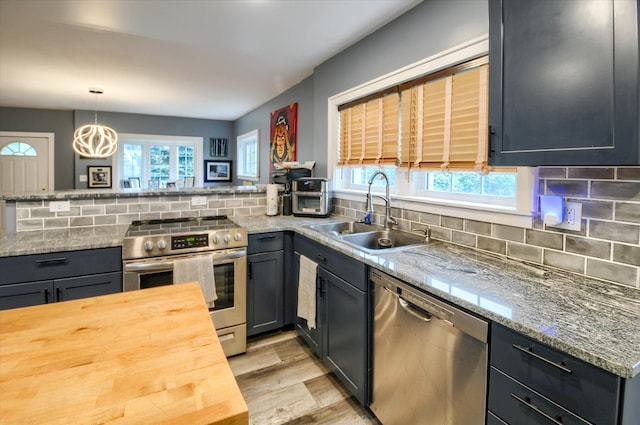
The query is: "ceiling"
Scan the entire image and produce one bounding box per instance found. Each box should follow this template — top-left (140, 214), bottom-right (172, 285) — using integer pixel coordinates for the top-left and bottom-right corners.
top-left (0, 0), bottom-right (421, 121)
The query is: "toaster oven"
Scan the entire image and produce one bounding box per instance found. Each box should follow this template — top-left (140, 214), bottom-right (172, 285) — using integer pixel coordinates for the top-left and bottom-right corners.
top-left (292, 178), bottom-right (331, 217)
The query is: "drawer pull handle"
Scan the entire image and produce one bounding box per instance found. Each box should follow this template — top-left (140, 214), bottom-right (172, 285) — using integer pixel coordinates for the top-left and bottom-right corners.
top-left (316, 254), bottom-right (326, 262)
top-left (35, 257), bottom-right (68, 264)
top-left (258, 235), bottom-right (277, 240)
top-left (510, 393), bottom-right (565, 425)
top-left (512, 344), bottom-right (572, 374)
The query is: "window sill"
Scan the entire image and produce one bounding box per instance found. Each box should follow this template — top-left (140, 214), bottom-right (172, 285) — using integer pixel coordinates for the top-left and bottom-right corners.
top-left (332, 189), bottom-right (534, 229)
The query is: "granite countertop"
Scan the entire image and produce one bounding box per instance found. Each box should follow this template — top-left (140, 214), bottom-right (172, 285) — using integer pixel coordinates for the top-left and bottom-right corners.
top-left (0, 224), bottom-right (130, 256)
top-left (2, 214), bottom-right (639, 379)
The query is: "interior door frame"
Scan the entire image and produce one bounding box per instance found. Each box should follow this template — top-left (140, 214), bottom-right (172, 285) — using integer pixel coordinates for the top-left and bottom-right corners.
top-left (0, 131), bottom-right (55, 191)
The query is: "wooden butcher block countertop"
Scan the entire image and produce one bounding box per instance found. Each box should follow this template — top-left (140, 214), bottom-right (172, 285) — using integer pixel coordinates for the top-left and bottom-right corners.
top-left (0, 283), bottom-right (248, 425)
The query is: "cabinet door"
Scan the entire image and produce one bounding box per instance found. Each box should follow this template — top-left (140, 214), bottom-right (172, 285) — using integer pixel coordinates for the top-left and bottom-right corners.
top-left (488, 0), bottom-right (638, 165)
top-left (321, 267), bottom-right (369, 405)
top-left (247, 251), bottom-right (284, 337)
top-left (55, 272), bottom-right (122, 303)
top-left (0, 281), bottom-right (54, 310)
top-left (294, 252), bottom-right (323, 356)
top-left (283, 232), bottom-right (297, 327)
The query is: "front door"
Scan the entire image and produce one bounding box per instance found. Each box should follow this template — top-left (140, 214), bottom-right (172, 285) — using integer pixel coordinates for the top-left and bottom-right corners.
top-left (0, 132), bottom-right (54, 194)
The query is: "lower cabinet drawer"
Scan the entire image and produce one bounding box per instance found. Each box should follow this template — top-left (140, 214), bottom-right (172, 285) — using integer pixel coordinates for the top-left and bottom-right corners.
top-left (294, 235), bottom-right (366, 290)
top-left (248, 232), bottom-right (284, 254)
top-left (489, 367), bottom-right (591, 425)
top-left (491, 324), bottom-right (618, 425)
top-left (0, 247), bottom-right (122, 285)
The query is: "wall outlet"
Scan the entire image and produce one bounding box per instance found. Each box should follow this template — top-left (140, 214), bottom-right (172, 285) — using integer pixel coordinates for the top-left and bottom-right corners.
top-left (49, 201), bottom-right (70, 212)
top-left (553, 201), bottom-right (582, 231)
top-left (79, 174), bottom-right (88, 182)
top-left (191, 196), bottom-right (207, 206)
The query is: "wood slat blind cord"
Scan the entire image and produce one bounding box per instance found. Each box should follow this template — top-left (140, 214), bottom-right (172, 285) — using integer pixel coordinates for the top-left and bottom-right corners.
top-left (441, 75), bottom-right (453, 171)
top-left (475, 65), bottom-right (489, 173)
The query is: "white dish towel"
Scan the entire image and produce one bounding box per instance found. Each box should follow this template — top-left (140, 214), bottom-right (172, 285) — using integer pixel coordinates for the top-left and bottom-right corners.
top-left (173, 256), bottom-right (218, 308)
top-left (297, 255), bottom-right (318, 329)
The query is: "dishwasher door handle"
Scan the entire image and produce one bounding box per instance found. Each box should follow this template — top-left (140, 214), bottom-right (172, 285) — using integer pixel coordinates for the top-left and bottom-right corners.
top-left (383, 285), bottom-right (432, 322)
top-left (399, 297), bottom-right (432, 322)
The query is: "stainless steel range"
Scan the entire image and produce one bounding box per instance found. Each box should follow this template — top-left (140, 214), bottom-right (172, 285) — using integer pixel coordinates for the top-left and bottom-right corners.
top-left (122, 215), bottom-right (247, 357)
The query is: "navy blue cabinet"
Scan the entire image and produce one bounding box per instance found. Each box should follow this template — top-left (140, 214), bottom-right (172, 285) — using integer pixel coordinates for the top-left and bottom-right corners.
top-left (0, 247), bottom-right (122, 310)
top-left (247, 232), bottom-right (284, 337)
top-left (294, 234), bottom-right (369, 405)
top-left (489, 323), bottom-right (640, 425)
top-left (488, 0), bottom-right (639, 165)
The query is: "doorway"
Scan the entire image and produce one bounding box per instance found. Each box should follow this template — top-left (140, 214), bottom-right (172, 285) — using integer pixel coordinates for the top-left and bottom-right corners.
top-left (0, 131), bottom-right (54, 194)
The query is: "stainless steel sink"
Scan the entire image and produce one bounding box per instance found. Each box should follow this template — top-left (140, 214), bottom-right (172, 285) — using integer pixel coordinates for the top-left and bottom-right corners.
top-left (340, 230), bottom-right (427, 251)
top-left (307, 221), bottom-right (433, 253)
top-left (308, 221), bottom-right (381, 236)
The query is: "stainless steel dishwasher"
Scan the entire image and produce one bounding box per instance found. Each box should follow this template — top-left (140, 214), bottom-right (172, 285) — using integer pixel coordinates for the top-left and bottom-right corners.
top-left (370, 269), bottom-right (488, 425)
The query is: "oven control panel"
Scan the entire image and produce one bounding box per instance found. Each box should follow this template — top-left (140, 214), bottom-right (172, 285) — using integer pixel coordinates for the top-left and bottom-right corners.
top-left (171, 234), bottom-right (209, 250)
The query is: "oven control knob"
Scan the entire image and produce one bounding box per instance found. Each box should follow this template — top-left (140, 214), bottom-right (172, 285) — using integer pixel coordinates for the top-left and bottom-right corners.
top-left (224, 234), bottom-right (232, 243)
top-left (157, 240), bottom-right (167, 250)
top-left (143, 241), bottom-right (154, 251)
top-left (212, 235), bottom-right (220, 244)
top-left (234, 233), bottom-right (243, 241)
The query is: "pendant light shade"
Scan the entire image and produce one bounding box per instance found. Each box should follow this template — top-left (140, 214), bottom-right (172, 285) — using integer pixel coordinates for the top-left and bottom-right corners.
top-left (72, 89), bottom-right (118, 158)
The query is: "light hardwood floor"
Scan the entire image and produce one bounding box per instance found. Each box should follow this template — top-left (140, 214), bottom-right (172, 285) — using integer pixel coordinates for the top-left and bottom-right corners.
top-left (228, 330), bottom-right (381, 425)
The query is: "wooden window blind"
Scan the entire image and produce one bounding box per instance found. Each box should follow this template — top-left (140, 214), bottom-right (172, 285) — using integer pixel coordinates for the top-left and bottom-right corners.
top-left (339, 56), bottom-right (496, 173)
top-left (339, 92), bottom-right (400, 165)
top-left (400, 62), bottom-right (489, 172)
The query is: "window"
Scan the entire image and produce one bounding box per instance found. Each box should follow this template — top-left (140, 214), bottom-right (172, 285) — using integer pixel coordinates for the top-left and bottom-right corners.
top-left (328, 36), bottom-right (536, 227)
top-left (236, 129), bottom-right (259, 181)
top-left (1, 142), bottom-right (36, 156)
top-left (113, 134), bottom-right (202, 188)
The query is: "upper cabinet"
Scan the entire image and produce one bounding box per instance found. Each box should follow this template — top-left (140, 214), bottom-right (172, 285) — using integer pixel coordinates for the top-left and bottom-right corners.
top-left (488, 0), bottom-right (639, 166)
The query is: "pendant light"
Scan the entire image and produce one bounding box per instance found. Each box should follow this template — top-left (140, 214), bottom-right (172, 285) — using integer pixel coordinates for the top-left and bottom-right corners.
top-left (72, 88), bottom-right (118, 158)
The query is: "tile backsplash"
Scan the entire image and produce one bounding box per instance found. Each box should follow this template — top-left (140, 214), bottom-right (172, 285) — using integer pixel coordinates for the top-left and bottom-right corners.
top-left (10, 166), bottom-right (639, 289)
top-left (333, 167), bottom-right (639, 289)
top-left (13, 192), bottom-right (266, 232)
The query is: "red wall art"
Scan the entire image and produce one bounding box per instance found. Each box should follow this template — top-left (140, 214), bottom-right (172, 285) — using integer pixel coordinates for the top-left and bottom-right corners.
top-left (270, 102), bottom-right (297, 178)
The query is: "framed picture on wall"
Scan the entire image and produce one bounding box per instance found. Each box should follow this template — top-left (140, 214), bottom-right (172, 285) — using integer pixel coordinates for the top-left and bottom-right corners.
top-left (87, 166), bottom-right (112, 189)
top-left (210, 138), bottom-right (228, 157)
top-left (204, 160), bottom-right (232, 182)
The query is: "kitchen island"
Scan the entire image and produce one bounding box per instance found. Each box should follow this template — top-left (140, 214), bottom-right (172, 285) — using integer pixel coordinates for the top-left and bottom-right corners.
top-left (0, 282), bottom-right (248, 425)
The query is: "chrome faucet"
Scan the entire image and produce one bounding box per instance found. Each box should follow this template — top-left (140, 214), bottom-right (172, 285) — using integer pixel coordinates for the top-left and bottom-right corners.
top-left (365, 171), bottom-right (398, 230)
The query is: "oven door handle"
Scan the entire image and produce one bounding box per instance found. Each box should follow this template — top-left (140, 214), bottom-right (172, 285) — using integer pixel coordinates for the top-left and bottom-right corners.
top-left (210, 250), bottom-right (246, 261)
top-left (124, 262), bottom-right (175, 272)
top-left (124, 250), bottom-right (245, 272)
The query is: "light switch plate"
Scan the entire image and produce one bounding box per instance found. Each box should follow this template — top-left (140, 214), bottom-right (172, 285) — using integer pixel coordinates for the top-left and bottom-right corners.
top-left (191, 196), bottom-right (207, 206)
top-left (49, 201), bottom-right (70, 212)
